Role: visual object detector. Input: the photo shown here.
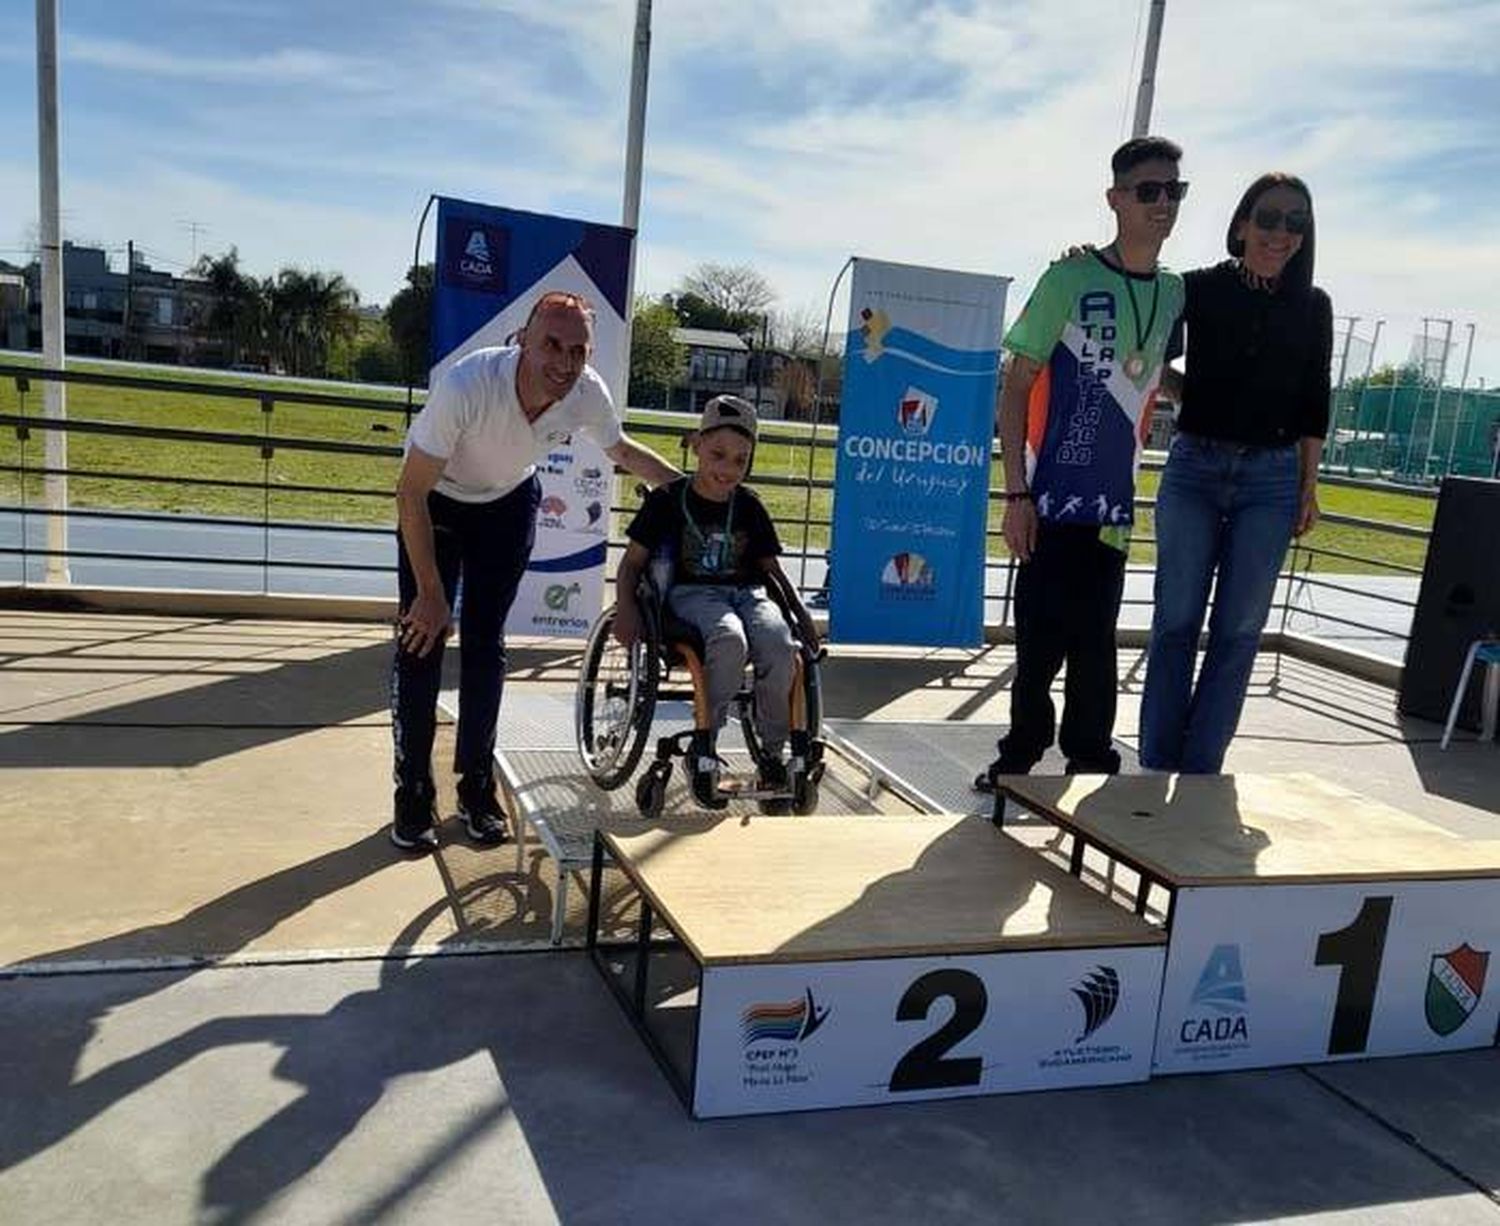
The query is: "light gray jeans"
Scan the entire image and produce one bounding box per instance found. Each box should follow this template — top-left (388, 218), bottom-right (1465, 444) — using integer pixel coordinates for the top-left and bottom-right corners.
top-left (667, 583), bottom-right (797, 752)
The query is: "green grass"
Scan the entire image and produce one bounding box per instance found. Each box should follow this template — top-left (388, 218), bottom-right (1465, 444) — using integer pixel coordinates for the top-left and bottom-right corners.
top-left (0, 359), bottom-right (1434, 574)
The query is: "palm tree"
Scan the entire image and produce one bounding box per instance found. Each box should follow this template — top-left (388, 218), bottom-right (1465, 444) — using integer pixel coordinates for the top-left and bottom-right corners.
top-left (191, 248), bottom-right (267, 367)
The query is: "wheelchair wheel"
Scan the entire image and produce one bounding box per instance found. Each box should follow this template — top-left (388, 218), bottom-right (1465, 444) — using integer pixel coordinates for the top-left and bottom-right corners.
top-left (634, 761), bottom-right (670, 820)
top-left (576, 604), bottom-right (659, 790)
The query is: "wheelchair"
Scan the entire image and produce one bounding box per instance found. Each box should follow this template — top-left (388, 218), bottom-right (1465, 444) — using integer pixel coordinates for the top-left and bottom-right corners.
top-left (575, 560), bottom-right (827, 819)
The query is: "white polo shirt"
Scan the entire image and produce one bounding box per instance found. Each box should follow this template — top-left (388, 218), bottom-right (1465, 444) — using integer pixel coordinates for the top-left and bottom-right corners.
top-left (406, 345), bottom-right (623, 503)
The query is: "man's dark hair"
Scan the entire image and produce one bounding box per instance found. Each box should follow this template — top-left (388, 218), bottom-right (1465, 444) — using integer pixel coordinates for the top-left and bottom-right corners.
top-left (1111, 136), bottom-right (1182, 180)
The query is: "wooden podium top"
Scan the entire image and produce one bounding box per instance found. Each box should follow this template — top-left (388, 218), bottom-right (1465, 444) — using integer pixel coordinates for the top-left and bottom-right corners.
top-left (999, 772), bottom-right (1500, 887)
top-left (602, 814), bottom-right (1163, 967)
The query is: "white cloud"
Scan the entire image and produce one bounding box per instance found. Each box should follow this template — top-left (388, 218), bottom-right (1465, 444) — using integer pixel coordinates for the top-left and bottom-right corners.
top-left (3, 0), bottom-right (1497, 382)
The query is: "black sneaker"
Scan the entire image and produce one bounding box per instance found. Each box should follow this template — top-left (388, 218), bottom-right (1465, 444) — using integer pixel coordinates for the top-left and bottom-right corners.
top-left (390, 782), bottom-right (438, 853)
top-left (758, 756), bottom-right (789, 793)
top-left (1065, 749), bottom-right (1122, 776)
top-left (457, 775), bottom-right (510, 845)
top-left (756, 756), bottom-right (791, 815)
top-left (973, 754), bottom-right (1034, 793)
top-left (688, 733), bottom-right (728, 810)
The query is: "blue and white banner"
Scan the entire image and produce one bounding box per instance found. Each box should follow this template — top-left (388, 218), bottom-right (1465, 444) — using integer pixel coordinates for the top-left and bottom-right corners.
top-left (430, 197), bottom-right (633, 637)
top-left (829, 258), bottom-right (1008, 646)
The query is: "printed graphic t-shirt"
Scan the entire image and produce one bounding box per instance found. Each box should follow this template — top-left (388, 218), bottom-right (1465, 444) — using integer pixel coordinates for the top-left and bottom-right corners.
top-left (1003, 251), bottom-right (1185, 549)
top-left (406, 345), bottom-right (623, 503)
top-left (627, 476), bottom-right (781, 588)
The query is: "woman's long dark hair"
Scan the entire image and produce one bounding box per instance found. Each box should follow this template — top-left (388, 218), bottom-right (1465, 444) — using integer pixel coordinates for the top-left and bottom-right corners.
top-left (1225, 172), bottom-right (1316, 294)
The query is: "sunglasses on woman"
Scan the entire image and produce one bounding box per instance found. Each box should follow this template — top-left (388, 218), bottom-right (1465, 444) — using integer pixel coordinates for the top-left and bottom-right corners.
top-left (1252, 206), bottom-right (1311, 235)
top-left (1128, 180), bottom-right (1190, 203)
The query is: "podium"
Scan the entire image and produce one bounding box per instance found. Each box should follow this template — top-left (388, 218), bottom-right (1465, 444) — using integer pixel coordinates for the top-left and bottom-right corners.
top-left (996, 773), bottom-right (1500, 1073)
top-left (588, 814), bottom-right (1166, 1117)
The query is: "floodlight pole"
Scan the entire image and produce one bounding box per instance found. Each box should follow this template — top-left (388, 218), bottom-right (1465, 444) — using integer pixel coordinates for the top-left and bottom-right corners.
top-left (36, 0), bottom-right (68, 583)
top-left (1131, 0), bottom-right (1167, 137)
top-left (620, 0), bottom-right (652, 389)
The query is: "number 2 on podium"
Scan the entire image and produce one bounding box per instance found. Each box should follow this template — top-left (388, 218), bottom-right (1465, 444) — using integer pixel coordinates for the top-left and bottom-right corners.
top-left (890, 969), bottom-right (988, 1093)
top-left (1314, 895), bottom-right (1393, 1056)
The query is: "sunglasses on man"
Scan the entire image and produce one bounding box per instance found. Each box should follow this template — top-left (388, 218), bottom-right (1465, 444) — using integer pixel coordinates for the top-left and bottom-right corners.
top-left (1252, 206), bottom-right (1311, 236)
top-left (1123, 179), bottom-right (1190, 203)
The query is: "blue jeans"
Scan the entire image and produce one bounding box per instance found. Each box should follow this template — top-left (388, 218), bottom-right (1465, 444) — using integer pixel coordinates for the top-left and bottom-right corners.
top-left (1140, 433), bottom-right (1299, 773)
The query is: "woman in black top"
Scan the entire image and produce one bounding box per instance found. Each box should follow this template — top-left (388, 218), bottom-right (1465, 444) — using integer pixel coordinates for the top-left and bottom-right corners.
top-left (1139, 173), bottom-right (1333, 773)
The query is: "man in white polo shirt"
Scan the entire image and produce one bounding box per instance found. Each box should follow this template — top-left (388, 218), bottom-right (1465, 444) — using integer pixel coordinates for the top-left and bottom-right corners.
top-left (391, 290), bottom-right (678, 851)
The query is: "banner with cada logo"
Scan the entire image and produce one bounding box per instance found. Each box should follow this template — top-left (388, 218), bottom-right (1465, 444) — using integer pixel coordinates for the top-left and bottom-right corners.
top-left (829, 259), bottom-right (1009, 646)
top-left (429, 197), bottom-right (633, 637)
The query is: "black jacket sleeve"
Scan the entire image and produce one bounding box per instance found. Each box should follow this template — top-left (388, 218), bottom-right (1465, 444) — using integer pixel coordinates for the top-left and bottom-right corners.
top-left (1300, 288), bottom-right (1334, 440)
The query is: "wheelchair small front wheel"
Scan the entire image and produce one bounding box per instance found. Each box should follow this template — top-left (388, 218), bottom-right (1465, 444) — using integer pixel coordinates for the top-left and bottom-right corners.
top-left (576, 605), bottom-right (659, 790)
top-left (635, 762), bottom-right (669, 820)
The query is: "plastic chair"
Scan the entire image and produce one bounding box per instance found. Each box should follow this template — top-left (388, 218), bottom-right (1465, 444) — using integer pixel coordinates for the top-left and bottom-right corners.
top-left (1441, 639), bottom-right (1500, 749)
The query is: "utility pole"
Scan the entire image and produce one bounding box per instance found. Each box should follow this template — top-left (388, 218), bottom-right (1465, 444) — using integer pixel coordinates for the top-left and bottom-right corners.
top-left (123, 238), bottom-right (135, 361)
top-left (1131, 0), bottom-right (1167, 137)
top-left (36, 0), bottom-right (68, 583)
top-left (1443, 323), bottom-right (1476, 477)
top-left (619, 0), bottom-right (652, 406)
top-left (178, 219), bottom-right (208, 264)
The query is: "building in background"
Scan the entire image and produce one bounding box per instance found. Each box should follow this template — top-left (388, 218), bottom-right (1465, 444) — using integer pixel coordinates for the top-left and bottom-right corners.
top-left (670, 326), bottom-right (748, 414)
top-left (9, 242), bottom-right (214, 364)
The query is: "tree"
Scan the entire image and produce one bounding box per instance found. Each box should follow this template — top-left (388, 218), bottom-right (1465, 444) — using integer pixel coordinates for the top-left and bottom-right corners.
top-left (767, 303), bottom-right (823, 356)
top-left (267, 267), bottom-right (360, 377)
top-left (385, 263), bottom-right (434, 387)
top-left (191, 247), bottom-right (267, 367)
top-left (629, 299), bottom-right (685, 409)
top-left (351, 318), bottom-right (403, 384)
top-left (679, 262), bottom-right (775, 318)
top-left (668, 290), bottom-right (760, 336)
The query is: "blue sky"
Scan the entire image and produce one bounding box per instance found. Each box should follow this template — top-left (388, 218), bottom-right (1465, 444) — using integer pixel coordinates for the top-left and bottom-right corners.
top-left (2, 0), bottom-right (1498, 381)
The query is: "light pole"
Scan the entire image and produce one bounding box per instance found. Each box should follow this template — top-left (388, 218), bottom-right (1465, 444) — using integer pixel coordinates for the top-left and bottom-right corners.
top-left (1131, 0), bottom-right (1167, 137)
top-left (36, 0), bottom-right (69, 583)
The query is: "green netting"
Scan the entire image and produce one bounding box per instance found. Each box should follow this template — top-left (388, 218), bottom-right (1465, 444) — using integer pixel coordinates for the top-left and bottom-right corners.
top-left (1324, 382), bottom-right (1500, 481)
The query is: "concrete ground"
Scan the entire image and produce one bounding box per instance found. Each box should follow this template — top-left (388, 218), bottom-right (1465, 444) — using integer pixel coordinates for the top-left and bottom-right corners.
top-left (1, 608), bottom-right (1497, 1224)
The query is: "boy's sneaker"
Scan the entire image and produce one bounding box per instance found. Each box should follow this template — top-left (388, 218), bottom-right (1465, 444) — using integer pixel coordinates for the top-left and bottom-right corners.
top-left (390, 783), bottom-right (438, 853)
top-left (457, 775), bottom-right (510, 845)
top-left (757, 756), bottom-right (789, 793)
top-left (756, 756), bottom-right (791, 815)
top-left (688, 732), bottom-right (728, 810)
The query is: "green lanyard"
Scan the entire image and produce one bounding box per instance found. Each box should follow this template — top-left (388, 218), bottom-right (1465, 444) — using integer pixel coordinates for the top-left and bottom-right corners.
top-left (1105, 245), bottom-right (1161, 379)
top-left (681, 483), bottom-right (735, 575)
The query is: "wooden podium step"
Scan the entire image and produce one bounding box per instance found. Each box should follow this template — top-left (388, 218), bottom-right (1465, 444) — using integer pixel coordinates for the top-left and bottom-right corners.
top-left (588, 814), bottom-right (1165, 1117)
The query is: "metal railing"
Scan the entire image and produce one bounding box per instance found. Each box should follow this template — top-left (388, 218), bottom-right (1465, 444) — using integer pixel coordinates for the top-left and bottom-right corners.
top-left (2, 363), bottom-right (1429, 665)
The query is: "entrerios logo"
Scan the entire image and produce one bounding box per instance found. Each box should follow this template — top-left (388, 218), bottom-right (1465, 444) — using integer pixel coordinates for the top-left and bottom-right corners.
top-left (897, 386), bottom-right (937, 436)
top-left (1073, 966), bottom-right (1120, 1042)
top-left (544, 582), bottom-right (580, 612)
top-left (741, 988), bottom-right (830, 1047)
top-left (1426, 943), bottom-right (1489, 1037)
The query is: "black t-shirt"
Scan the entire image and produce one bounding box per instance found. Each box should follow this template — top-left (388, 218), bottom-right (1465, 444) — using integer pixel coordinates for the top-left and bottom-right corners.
top-left (1169, 260), bottom-right (1333, 446)
top-left (626, 476), bottom-right (781, 587)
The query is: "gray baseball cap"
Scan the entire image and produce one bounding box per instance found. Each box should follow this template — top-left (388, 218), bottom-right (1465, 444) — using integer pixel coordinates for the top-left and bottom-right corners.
top-left (698, 393), bottom-right (758, 441)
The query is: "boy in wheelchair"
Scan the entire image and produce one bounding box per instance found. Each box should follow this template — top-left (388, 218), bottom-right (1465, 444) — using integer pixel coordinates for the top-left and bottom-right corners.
top-left (613, 394), bottom-right (819, 809)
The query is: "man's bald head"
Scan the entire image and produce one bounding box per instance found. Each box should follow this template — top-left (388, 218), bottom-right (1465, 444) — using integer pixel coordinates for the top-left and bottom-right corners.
top-left (516, 291), bottom-right (596, 416)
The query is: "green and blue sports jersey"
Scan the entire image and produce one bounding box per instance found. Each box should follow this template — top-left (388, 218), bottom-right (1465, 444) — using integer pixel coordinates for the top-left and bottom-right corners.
top-left (1004, 252), bottom-right (1185, 547)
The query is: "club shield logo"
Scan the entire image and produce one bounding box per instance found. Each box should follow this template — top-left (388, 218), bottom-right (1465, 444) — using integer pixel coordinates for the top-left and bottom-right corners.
top-left (1425, 943), bottom-right (1489, 1037)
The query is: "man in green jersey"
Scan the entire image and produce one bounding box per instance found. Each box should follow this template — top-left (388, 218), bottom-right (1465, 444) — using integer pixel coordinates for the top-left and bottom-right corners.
top-left (977, 136), bottom-right (1187, 786)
